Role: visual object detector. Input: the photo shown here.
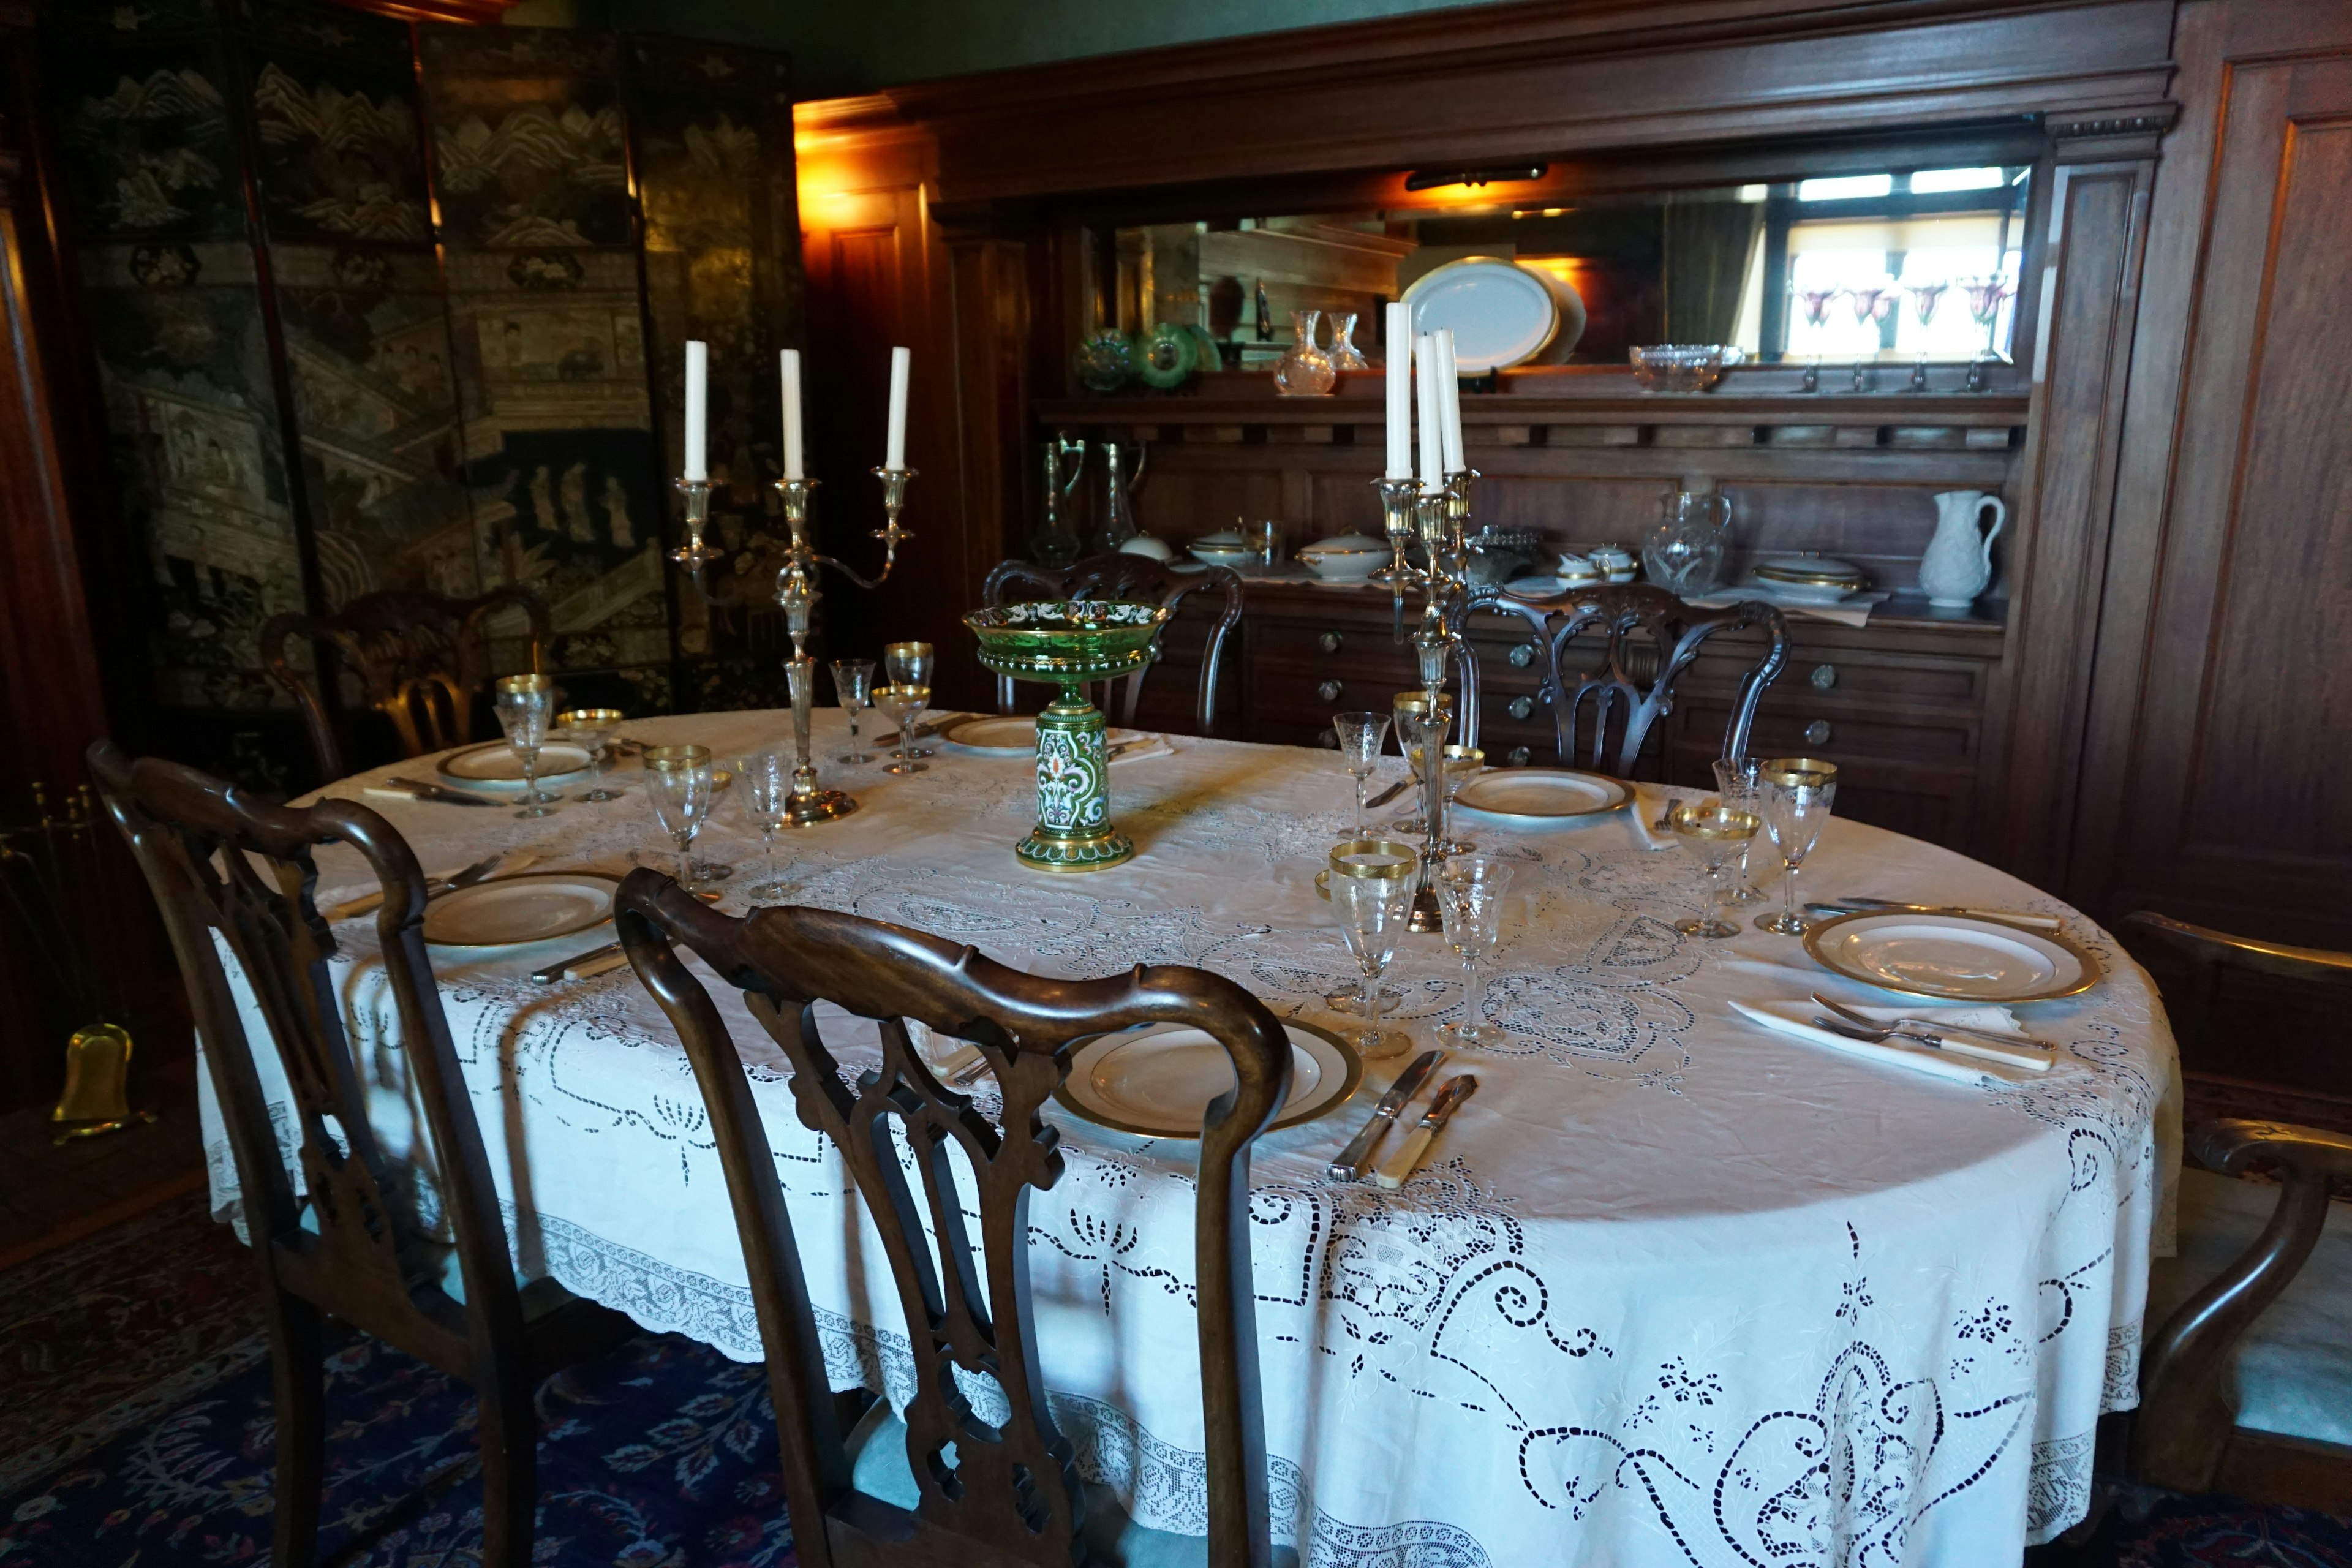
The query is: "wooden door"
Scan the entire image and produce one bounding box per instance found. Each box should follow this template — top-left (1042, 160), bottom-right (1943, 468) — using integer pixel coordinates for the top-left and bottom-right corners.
top-left (2076, 2), bottom-right (2352, 945)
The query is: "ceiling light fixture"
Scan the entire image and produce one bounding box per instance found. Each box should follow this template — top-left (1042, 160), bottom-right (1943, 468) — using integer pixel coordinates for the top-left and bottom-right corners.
top-left (1405, 163), bottom-right (1549, 192)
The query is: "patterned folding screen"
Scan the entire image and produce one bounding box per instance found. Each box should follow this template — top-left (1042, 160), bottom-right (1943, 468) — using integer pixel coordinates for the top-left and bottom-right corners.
top-left (40, 3), bottom-right (804, 790)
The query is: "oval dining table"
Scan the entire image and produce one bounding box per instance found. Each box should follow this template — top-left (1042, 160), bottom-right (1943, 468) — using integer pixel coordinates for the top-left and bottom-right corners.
top-left (208, 709), bottom-right (2179, 1568)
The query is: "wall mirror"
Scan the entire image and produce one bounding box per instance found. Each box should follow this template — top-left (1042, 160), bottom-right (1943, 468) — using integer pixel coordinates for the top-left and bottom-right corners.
top-left (1098, 160), bottom-right (2030, 374)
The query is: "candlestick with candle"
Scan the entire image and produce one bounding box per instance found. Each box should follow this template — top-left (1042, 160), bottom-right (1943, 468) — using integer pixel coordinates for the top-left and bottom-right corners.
top-left (1383, 301), bottom-right (1412, 480)
top-left (883, 345), bottom-right (910, 472)
top-left (682, 340), bottom-right (707, 480)
top-left (1415, 333), bottom-right (1446, 494)
top-left (780, 349), bottom-right (804, 480)
top-left (1436, 328), bottom-right (1466, 477)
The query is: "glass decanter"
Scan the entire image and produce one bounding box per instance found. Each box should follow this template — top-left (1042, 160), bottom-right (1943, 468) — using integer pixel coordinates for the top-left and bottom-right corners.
top-left (1642, 488), bottom-right (1733, 596)
top-left (1325, 311), bottom-right (1368, 371)
top-left (1272, 309), bottom-right (1336, 396)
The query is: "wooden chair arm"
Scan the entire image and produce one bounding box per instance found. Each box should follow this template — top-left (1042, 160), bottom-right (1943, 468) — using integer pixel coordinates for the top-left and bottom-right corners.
top-left (2117, 910), bottom-right (2352, 986)
top-left (2133, 1115), bottom-right (2348, 1492)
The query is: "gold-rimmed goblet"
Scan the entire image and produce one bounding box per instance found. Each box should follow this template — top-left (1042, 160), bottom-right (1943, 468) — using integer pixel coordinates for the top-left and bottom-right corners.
top-left (1711, 756), bottom-right (1768, 905)
top-left (643, 744), bottom-right (721, 892)
top-left (1329, 839), bottom-right (1420, 1061)
top-left (555, 707), bottom-right (625, 801)
top-left (1436, 744), bottom-right (1483, 856)
top-left (1755, 758), bottom-right (1838, 935)
top-left (1668, 801), bottom-right (1761, 938)
top-left (1387, 692), bottom-right (1448, 835)
top-left (492, 673), bottom-right (559, 819)
top-left (884, 641), bottom-right (936, 755)
top-left (872, 684), bottom-right (930, 775)
top-left (831, 658), bottom-right (875, 764)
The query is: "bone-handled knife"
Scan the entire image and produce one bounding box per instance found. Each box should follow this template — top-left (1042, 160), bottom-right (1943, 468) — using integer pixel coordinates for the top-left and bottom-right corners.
top-left (1373, 1073), bottom-right (1478, 1190)
top-left (1363, 778), bottom-right (1412, 810)
top-left (384, 776), bottom-right (503, 807)
top-left (1327, 1048), bottom-right (1445, 1183)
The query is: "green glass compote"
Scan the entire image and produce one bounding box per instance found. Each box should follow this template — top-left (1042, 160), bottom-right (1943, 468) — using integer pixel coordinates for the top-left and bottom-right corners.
top-left (965, 599), bottom-right (1172, 873)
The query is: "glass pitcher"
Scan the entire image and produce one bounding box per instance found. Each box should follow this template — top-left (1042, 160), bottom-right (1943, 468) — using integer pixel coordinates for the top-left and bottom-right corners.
top-left (1030, 435), bottom-right (1087, 565)
top-left (1096, 439), bottom-right (1148, 552)
top-left (1272, 309), bottom-right (1336, 397)
top-left (1642, 488), bottom-right (1733, 596)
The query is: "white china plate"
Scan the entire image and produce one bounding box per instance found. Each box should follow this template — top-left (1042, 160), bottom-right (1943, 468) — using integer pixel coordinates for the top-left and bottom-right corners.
top-left (1055, 1019), bottom-right (1360, 1137)
top-left (1804, 911), bottom-right (2098, 1002)
top-left (421, 872), bottom-right (619, 948)
top-left (1744, 576), bottom-right (1858, 605)
top-left (1404, 258), bottom-right (1560, 372)
top-left (939, 716), bottom-right (1142, 757)
top-left (438, 741), bottom-right (594, 788)
top-left (1452, 769), bottom-right (1631, 821)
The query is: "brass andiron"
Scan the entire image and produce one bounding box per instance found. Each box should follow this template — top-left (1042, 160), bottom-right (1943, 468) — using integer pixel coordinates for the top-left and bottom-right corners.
top-left (2, 783), bottom-right (153, 1142)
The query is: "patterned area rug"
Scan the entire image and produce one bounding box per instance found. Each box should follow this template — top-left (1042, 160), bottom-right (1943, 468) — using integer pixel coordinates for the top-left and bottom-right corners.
top-left (0, 1193), bottom-right (266, 1498)
top-left (2033, 1491), bottom-right (2352, 1567)
top-left (0, 1327), bottom-right (795, 1566)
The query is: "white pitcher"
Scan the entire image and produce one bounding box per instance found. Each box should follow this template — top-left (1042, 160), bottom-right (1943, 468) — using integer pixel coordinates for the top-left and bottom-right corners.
top-left (1919, 491), bottom-right (2007, 606)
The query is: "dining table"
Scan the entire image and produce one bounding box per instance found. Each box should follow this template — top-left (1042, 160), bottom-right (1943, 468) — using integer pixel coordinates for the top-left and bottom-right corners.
top-left (201, 708), bottom-right (2179, 1568)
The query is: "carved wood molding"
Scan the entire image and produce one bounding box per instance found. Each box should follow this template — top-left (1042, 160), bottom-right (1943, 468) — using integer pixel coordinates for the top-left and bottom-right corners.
top-left (2047, 100), bottom-right (2182, 160)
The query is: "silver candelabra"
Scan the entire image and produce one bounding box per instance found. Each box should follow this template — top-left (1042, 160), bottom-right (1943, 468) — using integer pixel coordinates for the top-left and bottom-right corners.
top-left (1371, 467), bottom-right (1479, 930)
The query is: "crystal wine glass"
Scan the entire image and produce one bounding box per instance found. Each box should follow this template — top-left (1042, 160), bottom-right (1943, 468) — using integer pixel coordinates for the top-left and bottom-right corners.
top-left (1389, 693), bottom-right (1449, 835)
top-left (884, 642), bottom-right (935, 756)
top-left (1437, 855), bottom-right (1513, 1047)
top-left (492, 673), bottom-right (559, 819)
top-left (1329, 840), bottom-right (1419, 1060)
top-left (1436, 745), bottom-right (1482, 857)
top-left (1711, 755), bottom-right (1769, 905)
top-left (1668, 801), bottom-right (1760, 938)
top-left (873, 684), bottom-right (930, 775)
top-left (1755, 759), bottom-right (1839, 935)
top-left (734, 750), bottom-right (794, 899)
top-left (555, 707), bottom-right (624, 801)
top-left (831, 659), bottom-right (875, 764)
top-left (643, 744), bottom-right (717, 892)
top-left (1332, 711), bottom-right (1390, 837)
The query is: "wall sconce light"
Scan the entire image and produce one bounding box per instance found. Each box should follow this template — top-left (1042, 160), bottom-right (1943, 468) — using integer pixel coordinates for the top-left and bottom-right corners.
top-left (1404, 163), bottom-right (1549, 192)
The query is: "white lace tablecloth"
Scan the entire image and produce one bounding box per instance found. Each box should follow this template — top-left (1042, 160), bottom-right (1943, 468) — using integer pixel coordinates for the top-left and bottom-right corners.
top-left (200, 710), bottom-right (2179, 1567)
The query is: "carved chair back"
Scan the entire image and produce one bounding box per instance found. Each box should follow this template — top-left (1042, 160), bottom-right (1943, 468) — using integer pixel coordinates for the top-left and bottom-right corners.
top-left (261, 586), bottom-right (552, 780)
top-left (983, 552), bottom-right (1245, 734)
top-left (1449, 583), bottom-right (1787, 775)
top-left (614, 869), bottom-right (1289, 1568)
top-left (2118, 912), bottom-right (2352, 1495)
top-left (88, 741), bottom-right (530, 1376)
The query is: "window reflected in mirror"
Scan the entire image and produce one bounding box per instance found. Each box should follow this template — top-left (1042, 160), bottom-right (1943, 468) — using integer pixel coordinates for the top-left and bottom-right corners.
top-left (1103, 163), bottom-right (2029, 373)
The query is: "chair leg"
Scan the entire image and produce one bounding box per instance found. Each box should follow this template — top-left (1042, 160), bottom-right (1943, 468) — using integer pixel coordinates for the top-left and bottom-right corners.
top-left (268, 1294), bottom-right (326, 1568)
top-left (475, 1371), bottom-right (540, 1568)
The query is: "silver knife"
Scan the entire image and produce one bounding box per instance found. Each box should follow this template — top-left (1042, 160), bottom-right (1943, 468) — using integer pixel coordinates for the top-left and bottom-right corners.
top-left (1374, 1073), bottom-right (1478, 1189)
top-left (1812, 992), bottom-right (2054, 1057)
top-left (1806, 897), bottom-right (2062, 930)
top-left (1364, 778), bottom-right (1412, 810)
top-left (386, 775), bottom-right (502, 807)
top-left (530, 941), bottom-right (620, 984)
top-left (1327, 1048), bottom-right (1445, 1182)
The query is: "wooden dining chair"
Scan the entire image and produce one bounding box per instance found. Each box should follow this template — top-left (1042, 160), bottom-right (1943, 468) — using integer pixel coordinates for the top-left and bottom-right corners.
top-left (614, 868), bottom-right (1292, 1568)
top-left (2118, 911), bottom-right (2352, 1497)
top-left (1448, 582), bottom-right (1788, 775)
top-left (88, 740), bottom-right (635, 1568)
top-left (260, 585), bottom-right (551, 780)
top-left (983, 552), bottom-right (1245, 734)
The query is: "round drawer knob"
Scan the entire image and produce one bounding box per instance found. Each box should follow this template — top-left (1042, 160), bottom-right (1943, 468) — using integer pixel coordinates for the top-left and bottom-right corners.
top-left (1317, 680), bottom-right (1344, 702)
top-left (1809, 663), bottom-right (1838, 690)
top-left (1803, 719), bottom-right (1833, 745)
top-left (1507, 695), bottom-right (1535, 720)
top-left (1509, 642), bottom-right (1537, 668)
top-left (1319, 631), bottom-right (1343, 654)
top-left (1506, 745), bottom-right (1532, 766)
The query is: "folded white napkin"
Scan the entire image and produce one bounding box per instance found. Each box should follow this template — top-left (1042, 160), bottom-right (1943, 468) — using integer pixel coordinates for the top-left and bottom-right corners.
top-left (1107, 736), bottom-right (1175, 766)
top-left (1728, 998), bottom-right (2043, 1087)
top-left (1628, 785), bottom-right (1694, 851)
top-left (1824, 999), bottom-right (2052, 1072)
top-left (1687, 588), bottom-right (1892, 629)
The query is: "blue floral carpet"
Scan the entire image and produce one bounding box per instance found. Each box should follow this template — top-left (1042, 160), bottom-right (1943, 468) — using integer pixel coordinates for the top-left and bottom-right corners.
top-left (0, 1326), bottom-right (796, 1567)
top-left (2030, 1491), bottom-right (2352, 1568)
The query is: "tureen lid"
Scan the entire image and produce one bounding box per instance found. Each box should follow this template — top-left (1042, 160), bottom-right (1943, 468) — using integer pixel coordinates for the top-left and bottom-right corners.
top-left (1298, 533), bottom-right (1385, 555)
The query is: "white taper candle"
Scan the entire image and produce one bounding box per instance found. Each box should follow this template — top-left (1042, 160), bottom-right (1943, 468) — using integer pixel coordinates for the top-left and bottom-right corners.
top-left (884, 345), bottom-right (911, 470)
top-left (682, 339), bottom-right (707, 480)
top-left (1415, 333), bottom-right (1445, 493)
top-left (1383, 301), bottom-right (1412, 478)
top-left (1436, 328), bottom-right (1466, 475)
top-left (780, 349), bottom-right (804, 480)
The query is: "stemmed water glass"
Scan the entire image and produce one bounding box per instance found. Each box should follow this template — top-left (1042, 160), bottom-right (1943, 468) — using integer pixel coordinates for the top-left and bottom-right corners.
top-left (1755, 758), bottom-right (1838, 935)
top-left (831, 659), bottom-right (875, 764)
top-left (493, 673), bottom-right (559, 820)
top-left (1389, 693), bottom-right (1449, 835)
top-left (555, 707), bottom-right (625, 801)
top-left (885, 642), bottom-right (936, 756)
top-left (1329, 840), bottom-right (1419, 1060)
top-left (1711, 756), bottom-right (1769, 905)
top-left (1668, 801), bottom-right (1760, 938)
top-left (1436, 855), bottom-right (1513, 1047)
top-left (643, 744), bottom-right (718, 892)
top-left (1436, 745), bottom-right (1482, 856)
top-left (1333, 711), bottom-right (1390, 837)
top-left (735, 750), bottom-right (794, 899)
top-left (873, 684), bottom-right (930, 775)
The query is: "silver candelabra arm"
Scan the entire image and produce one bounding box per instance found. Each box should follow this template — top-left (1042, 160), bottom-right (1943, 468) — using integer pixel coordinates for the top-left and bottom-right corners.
top-left (1371, 475), bottom-right (1429, 642)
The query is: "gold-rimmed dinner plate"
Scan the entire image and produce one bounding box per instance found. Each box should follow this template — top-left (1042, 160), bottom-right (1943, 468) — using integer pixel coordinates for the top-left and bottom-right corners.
top-left (1452, 768), bottom-right (1631, 822)
top-left (422, 871), bottom-right (619, 948)
top-left (940, 715), bottom-right (1142, 756)
top-left (1803, 910), bottom-right (2099, 1003)
top-left (437, 740), bottom-right (594, 790)
top-left (1053, 1017), bottom-right (1361, 1138)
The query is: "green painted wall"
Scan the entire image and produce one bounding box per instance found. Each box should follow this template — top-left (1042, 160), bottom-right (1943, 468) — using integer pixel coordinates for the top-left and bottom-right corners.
top-left (511, 0), bottom-right (1502, 99)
